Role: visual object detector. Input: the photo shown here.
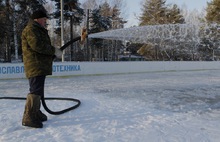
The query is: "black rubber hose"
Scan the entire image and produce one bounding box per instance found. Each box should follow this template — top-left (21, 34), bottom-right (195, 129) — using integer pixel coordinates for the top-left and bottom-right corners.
top-left (41, 95), bottom-right (81, 115)
top-left (60, 35), bottom-right (88, 51)
top-left (0, 96), bottom-right (81, 115)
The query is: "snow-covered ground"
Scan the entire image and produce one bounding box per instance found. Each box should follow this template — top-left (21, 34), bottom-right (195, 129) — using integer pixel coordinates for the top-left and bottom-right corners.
top-left (0, 70), bottom-right (220, 142)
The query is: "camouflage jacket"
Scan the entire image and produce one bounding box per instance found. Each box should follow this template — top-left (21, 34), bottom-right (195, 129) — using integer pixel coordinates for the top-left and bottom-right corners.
top-left (22, 20), bottom-right (55, 78)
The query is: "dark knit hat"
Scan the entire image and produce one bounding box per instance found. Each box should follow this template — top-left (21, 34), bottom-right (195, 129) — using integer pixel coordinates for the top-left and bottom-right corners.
top-left (31, 10), bottom-right (48, 19)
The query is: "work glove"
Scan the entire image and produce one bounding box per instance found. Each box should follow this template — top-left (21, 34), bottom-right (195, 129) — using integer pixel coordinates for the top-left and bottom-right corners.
top-left (80, 27), bottom-right (87, 44)
top-left (55, 47), bottom-right (63, 59)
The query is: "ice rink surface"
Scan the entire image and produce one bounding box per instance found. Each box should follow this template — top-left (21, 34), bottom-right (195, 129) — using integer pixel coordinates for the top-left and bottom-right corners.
top-left (0, 70), bottom-right (220, 142)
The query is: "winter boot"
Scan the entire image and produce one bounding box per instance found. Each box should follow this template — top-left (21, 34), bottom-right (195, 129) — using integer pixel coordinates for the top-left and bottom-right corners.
top-left (22, 94), bottom-right (43, 128)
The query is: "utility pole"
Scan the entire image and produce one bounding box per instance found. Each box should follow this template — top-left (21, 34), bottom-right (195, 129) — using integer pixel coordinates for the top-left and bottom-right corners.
top-left (61, 0), bottom-right (65, 62)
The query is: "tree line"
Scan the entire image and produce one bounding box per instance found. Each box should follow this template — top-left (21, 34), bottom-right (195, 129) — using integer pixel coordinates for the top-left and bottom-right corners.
top-left (0, 0), bottom-right (219, 62)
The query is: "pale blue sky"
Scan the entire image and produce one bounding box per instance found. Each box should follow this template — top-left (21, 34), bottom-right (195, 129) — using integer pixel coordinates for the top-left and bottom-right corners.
top-left (126, 0), bottom-right (211, 27)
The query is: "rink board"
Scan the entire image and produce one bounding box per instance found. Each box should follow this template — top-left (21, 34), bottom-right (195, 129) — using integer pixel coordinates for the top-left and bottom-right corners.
top-left (0, 61), bottom-right (220, 79)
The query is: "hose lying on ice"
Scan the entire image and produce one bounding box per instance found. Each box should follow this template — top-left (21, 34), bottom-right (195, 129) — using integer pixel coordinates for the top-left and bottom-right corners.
top-left (0, 96), bottom-right (81, 115)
